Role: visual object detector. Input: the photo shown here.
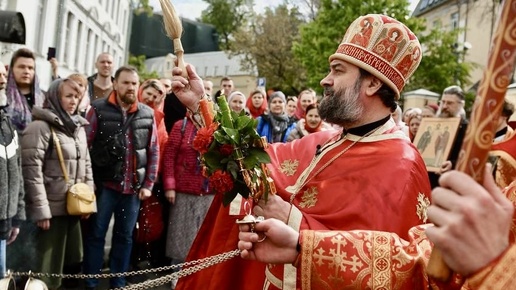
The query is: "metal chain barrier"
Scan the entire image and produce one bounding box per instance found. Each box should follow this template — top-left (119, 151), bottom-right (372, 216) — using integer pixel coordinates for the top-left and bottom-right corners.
top-left (10, 249), bottom-right (241, 290)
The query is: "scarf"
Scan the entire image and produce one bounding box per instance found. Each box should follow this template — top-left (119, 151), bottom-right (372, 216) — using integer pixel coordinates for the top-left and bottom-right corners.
top-left (304, 118), bottom-right (323, 134)
top-left (268, 113), bottom-right (290, 143)
top-left (246, 95), bottom-right (267, 119)
top-left (5, 67), bottom-right (43, 132)
top-left (45, 79), bottom-right (79, 136)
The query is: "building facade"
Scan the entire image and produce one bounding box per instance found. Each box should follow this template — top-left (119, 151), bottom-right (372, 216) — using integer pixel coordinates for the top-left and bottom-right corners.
top-left (146, 51), bottom-right (259, 97)
top-left (0, 0), bottom-right (133, 90)
top-left (412, 0), bottom-right (500, 89)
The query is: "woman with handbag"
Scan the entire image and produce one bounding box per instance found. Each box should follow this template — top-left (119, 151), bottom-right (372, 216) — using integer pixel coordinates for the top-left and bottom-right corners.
top-left (21, 78), bottom-right (94, 290)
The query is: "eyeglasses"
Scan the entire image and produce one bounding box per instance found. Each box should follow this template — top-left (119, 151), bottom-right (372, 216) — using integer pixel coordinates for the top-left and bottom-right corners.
top-left (438, 100), bottom-right (461, 106)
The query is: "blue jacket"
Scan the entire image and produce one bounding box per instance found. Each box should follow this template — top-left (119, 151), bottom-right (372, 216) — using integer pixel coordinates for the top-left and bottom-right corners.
top-left (256, 114), bottom-right (296, 143)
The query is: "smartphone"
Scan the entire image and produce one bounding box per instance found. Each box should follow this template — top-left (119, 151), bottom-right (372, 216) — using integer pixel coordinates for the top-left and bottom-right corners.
top-left (47, 47), bottom-right (56, 61)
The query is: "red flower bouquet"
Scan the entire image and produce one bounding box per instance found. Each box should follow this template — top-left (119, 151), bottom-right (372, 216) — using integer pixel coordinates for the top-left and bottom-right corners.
top-left (193, 96), bottom-right (276, 206)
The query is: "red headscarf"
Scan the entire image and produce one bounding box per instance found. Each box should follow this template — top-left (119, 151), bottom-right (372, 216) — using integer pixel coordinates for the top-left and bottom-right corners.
top-left (303, 104), bottom-right (323, 133)
top-left (246, 89), bottom-right (268, 118)
top-left (294, 89), bottom-right (317, 120)
top-left (138, 79), bottom-right (168, 171)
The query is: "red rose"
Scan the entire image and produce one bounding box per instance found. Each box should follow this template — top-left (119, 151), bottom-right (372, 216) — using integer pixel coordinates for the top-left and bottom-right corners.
top-left (192, 123), bottom-right (218, 154)
top-left (219, 144), bottom-right (234, 156)
top-left (209, 170), bottom-right (234, 194)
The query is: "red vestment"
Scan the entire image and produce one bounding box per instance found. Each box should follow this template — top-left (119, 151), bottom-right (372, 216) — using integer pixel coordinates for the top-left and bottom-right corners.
top-left (299, 181), bottom-right (516, 289)
top-left (176, 119), bottom-right (432, 290)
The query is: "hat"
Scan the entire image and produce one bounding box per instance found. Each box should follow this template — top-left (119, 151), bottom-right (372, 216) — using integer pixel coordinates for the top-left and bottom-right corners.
top-left (329, 14), bottom-right (422, 100)
top-left (228, 91), bottom-right (246, 103)
top-left (269, 91), bottom-right (286, 106)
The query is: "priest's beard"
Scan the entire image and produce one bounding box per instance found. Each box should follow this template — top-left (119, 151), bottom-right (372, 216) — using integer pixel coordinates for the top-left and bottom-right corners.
top-left (319, 78), bottom-right (364, 126)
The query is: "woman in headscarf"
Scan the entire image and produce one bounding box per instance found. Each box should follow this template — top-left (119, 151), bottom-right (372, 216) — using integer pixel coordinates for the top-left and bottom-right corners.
top-left (228, 91), bottom-right (248, 115)
top-left (256, 91), bottom-right (296, 143)
top-left (21, 78), bottom-right (93, 290)
top-left (131, 79), bottom-right (170, 270)
top-left (287, 104), bottom-right (331, 141)
top-left (293, 89), bottom-right (317, 120)
top-left (162, 115), bottom-right (213, 288)
top-left (5, 48), bottom-right (45, 132)
top-left (137, 79), bottom-right (168, 161)
top-left (246, 89), bottom-right (267, 119)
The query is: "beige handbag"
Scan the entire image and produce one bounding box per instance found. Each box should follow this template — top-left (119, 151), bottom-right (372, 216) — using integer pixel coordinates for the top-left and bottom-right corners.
top-left (52, 128), bottom-right (96, 215)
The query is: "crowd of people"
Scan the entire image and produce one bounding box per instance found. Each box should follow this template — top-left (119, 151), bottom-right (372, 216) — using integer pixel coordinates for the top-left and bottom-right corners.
top-left (0, 11), bottom-right (514, 290)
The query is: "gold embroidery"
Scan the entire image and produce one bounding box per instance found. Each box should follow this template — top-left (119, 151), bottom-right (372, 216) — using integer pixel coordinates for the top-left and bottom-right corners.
top-left (372, 232), bottom-right (391, 289)
top-left (416, 193), bottom-right (430, 223)
top-left (312, 234), bottom-right (364, 275)
top-left (299, 186), bottom-right (318, 208)
top-left (279, 159), bottom-right (299, 176)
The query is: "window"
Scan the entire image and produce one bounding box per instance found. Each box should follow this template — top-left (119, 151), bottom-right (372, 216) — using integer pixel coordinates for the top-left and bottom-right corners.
top-left (420, 0), bottom-right (428, 9)
top-left (451, 12), bottom-right (459, 30)
top-left (214, 66), bottom-right (218, 76)
top-left (63, 12), bottom-right (73, 64)
top-left (75, 21), bottom-right (83, 70)
top-left (115, 0), bottom-right (121, 24)
top-left (110, 0), bottom-right (116, 18)
top-left (86, 29), bottom-right (94, 74)
top-left (35, 0), bottom-right (46, 53)
top-left (225, 65), bottom-right (229, 76)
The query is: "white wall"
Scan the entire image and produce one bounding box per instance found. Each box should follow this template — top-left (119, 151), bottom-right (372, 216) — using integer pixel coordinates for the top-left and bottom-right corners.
top-left (0, 0), bottom-right (133, 90)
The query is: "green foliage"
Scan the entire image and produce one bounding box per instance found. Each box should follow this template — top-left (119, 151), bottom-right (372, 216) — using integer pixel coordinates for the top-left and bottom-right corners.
top-left (293, 0), bottom-right (418, 93)
top-left (128, 54), bottom-right (160, 81)
top-left (198, 96), bottom-right (272, 206)
top-left (135, 0), bottom-right (153, 16)
top-left (200, 0), bottom-right (254, 50)
top-left (405, 27), bottom-right (477, 94)
top-left (231, 5), bottom-right (306, 94)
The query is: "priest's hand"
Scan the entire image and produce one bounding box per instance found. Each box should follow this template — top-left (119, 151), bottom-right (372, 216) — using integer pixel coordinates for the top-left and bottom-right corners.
top-left (238, 218), bottom-right (299, 264)
top-left (426, 165), bottom-right (514, 276)
top-left (253, 195), bottom-right (291, 223)
top-left (171, 64), bottom-right (205, 112)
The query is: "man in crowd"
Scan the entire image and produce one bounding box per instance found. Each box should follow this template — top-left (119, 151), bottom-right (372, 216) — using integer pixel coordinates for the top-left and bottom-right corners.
top-left (212, 76), bottom-right (234, 101)
top-left (203, 80), bottom-right (214, 98)
top-left (494, 100), bottom-right (514, 141)
top-left (83, 66), bottom-right (159, 289)
top-left (159, 77), bottom-right (173, 94)
top-left (429, 85), bottom-right (469, 188)
top-left (5, 48), bottom-right (44, 132)
top-left (171, 14), bottom-right (432, 289)
top-left (87, 52), bottom-right (114, 102)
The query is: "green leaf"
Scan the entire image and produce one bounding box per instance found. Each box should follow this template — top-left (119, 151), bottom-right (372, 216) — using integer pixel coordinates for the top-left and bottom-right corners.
top-left (222, 127), bottom-right (241, 144)
top-left (203, 151), bottom-right (224, 170)
top-left (227, 160), bottom-right (239, 179)
top-left (222, 189), bottom-right (239, 206)
top-left (236, 115), bottom-right (252, 130)
top-left (214, 130), bottom-right (228, 144)
top-left (249, 148), bottom-right (271, 163)
top-left (243, 154), bottom-right (258, 169)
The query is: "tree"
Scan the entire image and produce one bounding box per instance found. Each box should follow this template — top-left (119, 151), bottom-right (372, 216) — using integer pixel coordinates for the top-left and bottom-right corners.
top-left (128, 54), bottom-right (160, 81)
top-left (231, 5), bottom-right (306, 94)
top-left (200, 0), bottom-right (254, 50)
top-left (404, 27), bottom-right (476, 94)
top-left (293, 0), bottom-right (422, 93)
top-left (135, 0), bottom-right (153, 16)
